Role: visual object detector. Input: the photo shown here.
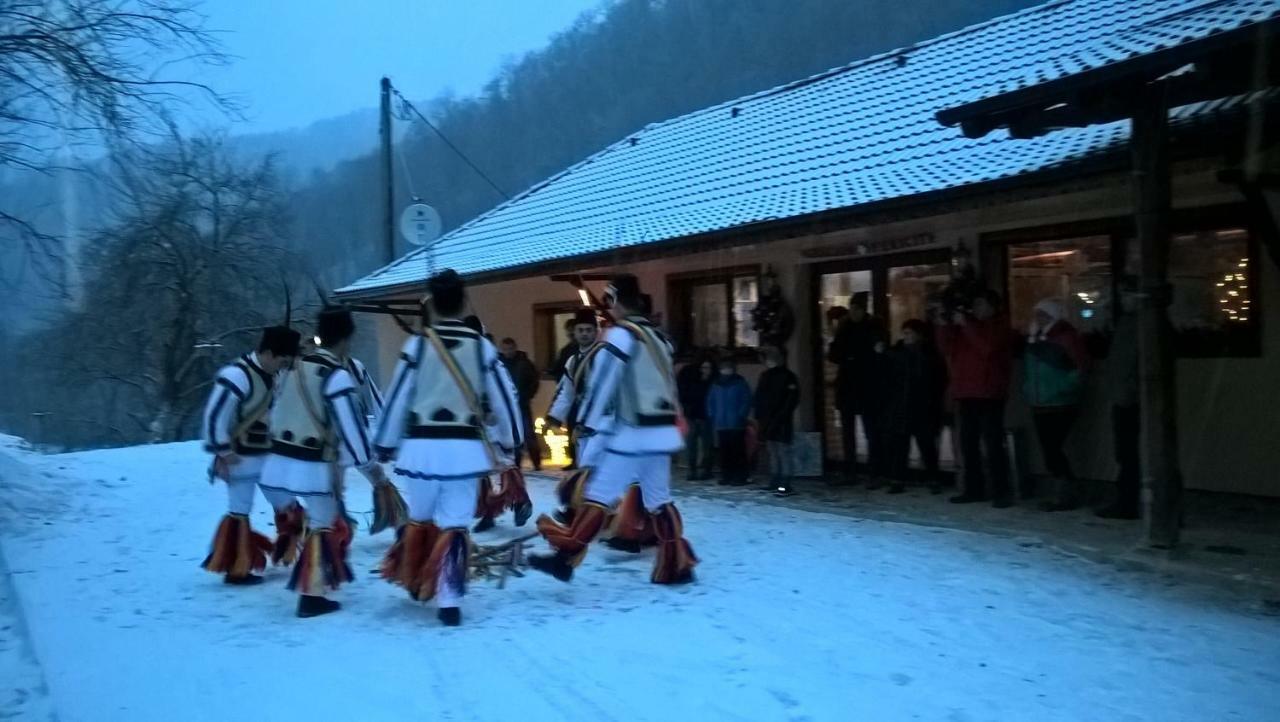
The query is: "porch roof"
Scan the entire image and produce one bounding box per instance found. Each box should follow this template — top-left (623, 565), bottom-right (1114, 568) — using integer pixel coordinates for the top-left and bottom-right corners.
top-left (338, 0), bottom-right (1280, 300)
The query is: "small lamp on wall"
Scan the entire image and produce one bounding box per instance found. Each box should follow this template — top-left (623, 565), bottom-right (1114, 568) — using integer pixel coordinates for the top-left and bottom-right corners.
top-left (950, 242), bottom-right (972, 276)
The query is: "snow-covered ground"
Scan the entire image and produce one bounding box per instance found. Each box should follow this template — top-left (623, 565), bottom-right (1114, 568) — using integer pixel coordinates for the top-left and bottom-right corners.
top-left (0, 440), bottom-right (1277, 722)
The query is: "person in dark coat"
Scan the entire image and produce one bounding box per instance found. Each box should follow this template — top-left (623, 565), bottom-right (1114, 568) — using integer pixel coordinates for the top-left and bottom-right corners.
top-left (499, 337), bottom-right (542, 471)
top-left (550, 316), bottom-right (578, 381)
top-left (1097, 276), bottom-right (1143, 520)
top-left (706, 357), bottom-right (753, 486)
top-left (882, 319), bottom-right (948, 494)
top-left (826, 291), bottom-right (889, 485)
top-left (754, 346), bottom-right (801, 496)
top-left (676, 350), bottom-right (715, 480)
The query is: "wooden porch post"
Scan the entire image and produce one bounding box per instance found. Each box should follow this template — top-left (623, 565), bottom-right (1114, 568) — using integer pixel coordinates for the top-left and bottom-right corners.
top-left (1131, 81), bottom-right (1182, 548)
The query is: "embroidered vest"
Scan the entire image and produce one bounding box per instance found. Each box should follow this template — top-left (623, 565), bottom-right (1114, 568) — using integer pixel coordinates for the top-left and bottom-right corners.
top-left (270, 349), bottom-right (342, 462)
top-left (407, 325), bottom-right (488, 440)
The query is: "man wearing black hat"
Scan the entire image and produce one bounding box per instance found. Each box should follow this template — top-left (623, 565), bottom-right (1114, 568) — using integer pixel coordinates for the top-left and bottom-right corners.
top-left (827, 290), bottom-right (890, 485)
top-left (200, 325), bottom-right (302, 586)
top-left (260, 306), bottom-right (387, 618)
top-left (543, 307), bottom-right (603, 524)
top-left (373, 269), bottom-right (523, 627)
top-left (546, 308), bottom-right (599, 461)
top-left (530, 273), bottom-right (697, 585)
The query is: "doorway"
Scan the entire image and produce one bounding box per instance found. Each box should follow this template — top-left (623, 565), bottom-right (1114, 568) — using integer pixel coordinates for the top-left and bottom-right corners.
top-left (810, 249), bottom-right (952, 468)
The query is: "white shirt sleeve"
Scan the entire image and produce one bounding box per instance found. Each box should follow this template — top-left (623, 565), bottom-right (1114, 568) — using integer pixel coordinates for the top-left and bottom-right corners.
top-left (577, 327), bottom-right (635, 431)
top-left (351, 357), bottom-right (385, 423)
top-left (202, 364), bottom-right (250, 455)
top-left (372, 336), bottom-right (421, 457)
top-left (483, 340), bottom-right (523, 453)
top-left (325, 367), bottom-right (373, 469)
top-left (546, 352), bottom-right (578, 424)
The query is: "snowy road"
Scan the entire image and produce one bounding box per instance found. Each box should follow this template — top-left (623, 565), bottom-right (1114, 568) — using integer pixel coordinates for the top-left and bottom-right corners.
top-left (1, 441), bottom-right (1277, 721)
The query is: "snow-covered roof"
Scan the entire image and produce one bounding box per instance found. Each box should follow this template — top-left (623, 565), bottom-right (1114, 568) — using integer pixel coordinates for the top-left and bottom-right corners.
top-left (339, 0), bottom-right (1280, 298)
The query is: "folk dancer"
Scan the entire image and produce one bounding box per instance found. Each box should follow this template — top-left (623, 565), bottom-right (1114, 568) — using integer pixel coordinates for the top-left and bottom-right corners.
top-left (545, 309), bottom-right (653, 552)
top-left (530, 274), bottom-right (697, 584)
top-left (460, 315), bottom-right (533, 534)
top-left (200, 325), bottom-right (302, 585)
top-left (260, 306), bottom-right (390, 618)
top-left (375, 270), bottom-right (523, 626)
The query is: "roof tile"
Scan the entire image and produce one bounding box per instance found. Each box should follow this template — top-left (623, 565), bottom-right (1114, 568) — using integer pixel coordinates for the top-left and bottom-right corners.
top-left (341, 0), bottom-right (1280, 296)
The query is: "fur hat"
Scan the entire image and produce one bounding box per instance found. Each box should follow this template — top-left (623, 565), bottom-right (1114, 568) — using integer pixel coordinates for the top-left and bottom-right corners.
top-left (605, 273), bottom-right (642, 309)
top-left (258, 326), bottom-right (301, 357)
top-left (316, 306), bottom-right (356, 346)
top-left (428, 269), bottom-right (466, 316)
top-left (572, 308), bottom-right (597, 327)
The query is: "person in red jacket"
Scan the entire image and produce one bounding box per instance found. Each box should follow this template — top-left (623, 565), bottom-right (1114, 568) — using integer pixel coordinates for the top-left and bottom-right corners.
top-left (936, 290), bottom-right (1014, 508)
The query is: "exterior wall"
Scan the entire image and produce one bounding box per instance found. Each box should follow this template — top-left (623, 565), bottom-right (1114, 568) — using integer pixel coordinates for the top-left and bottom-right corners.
top-left (363, 164), bottom-right (1280, 497)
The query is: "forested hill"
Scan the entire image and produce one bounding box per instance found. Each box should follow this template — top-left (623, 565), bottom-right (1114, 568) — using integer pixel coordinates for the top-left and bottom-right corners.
top-left (293, 0), bottom-right (1041, 286)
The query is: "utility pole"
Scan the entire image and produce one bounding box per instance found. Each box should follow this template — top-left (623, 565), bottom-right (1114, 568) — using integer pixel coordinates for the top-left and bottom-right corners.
top-left (1131, 80), bottom-right (1182, 548)
top-left (380, 76), bottom-right (396, 265)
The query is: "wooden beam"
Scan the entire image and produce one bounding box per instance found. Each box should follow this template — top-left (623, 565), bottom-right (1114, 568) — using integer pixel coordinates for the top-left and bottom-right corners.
top-left (1132, 81), bottom-right (1182, 549)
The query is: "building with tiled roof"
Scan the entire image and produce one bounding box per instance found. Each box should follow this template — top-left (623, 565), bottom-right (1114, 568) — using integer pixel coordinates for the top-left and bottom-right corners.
top-left (346, 0), bottom-right (1280, 499)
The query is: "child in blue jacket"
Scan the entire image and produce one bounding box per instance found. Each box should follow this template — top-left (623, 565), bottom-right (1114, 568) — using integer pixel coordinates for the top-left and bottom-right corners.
top-left (706, 358), bottom-right (753, 485)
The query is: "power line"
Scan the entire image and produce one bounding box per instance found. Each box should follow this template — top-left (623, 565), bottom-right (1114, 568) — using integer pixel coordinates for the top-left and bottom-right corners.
top-left (389, 85), bottom-right (511, 201)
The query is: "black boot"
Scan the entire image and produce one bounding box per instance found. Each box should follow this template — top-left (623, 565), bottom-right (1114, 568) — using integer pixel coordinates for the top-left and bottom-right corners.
top-left (224, 573), bottom-right (265, 586)
top-left (472, 515), bottom-right (496, 533)
top-left (437, 607), bottom-right (462, 627)
top-left (514, 500), bottom-right (534, 527)
top-left (528, 552), bottom-right (575, 582)
top-left (602, 537), bottom-right (643, 553)
top-left (296, 595), bottom-right (341, 618)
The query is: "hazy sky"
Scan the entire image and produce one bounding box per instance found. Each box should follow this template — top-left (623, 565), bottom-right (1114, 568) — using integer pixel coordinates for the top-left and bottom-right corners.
top-left (202, 0), bottom-right (603, 134)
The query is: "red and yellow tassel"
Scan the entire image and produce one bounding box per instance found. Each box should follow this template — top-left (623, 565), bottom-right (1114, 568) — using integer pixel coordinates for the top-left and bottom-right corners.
top-left (370, 483), bottom-right (409, 535)
top-left (202, 513), bottom-right (271, 578)
top-left (379, 521), bottom-right (440, 600)
top-left (606, 484), bottom-right (655, 544)
top-left (535, 502), bottom-right (608, 568)
top-left (287, 528), bottom-right (353, 595)
top-left (650, 503), bottom-right (698, 584)
top-left (271, 503), bottom-right (306, 566)
top-left (415, 529), bottom-right (470, 602)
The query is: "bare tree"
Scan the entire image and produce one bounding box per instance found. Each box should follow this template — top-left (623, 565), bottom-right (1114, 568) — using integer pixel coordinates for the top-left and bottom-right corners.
top-left (9, 131), bottom-right (313, 447)
top-left (0, 0), bottom-right (235, 287)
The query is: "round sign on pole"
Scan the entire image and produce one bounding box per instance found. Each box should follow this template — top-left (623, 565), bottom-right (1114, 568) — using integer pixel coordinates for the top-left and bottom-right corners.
top-left (399, 203), bottom-right (442, 247)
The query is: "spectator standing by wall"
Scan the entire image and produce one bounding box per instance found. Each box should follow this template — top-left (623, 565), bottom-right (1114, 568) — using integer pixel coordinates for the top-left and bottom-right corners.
top-left (500, 337), bottom-right (543, 471)
top-left (882, 319), bottom-right (949, 494)
top-left (827, 291), bottom-right (889, 485)
top-left (937, 290), bottom-right (1014, 508)
top-left (677, 351), bottom-right (715, 480)
top-left (754, 346), bottom-right (801, 496)
top-left (1023, 299), bottom-right (1090, 511)
top-left (706, 357), bottom-right (753, 486)
top-left (1098, 277), bottom-right (1142, 520)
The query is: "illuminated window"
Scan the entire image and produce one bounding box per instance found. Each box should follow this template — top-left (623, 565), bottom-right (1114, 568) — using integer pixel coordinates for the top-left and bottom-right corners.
top-left (667, 268), bottom-right (760, 354)
top-left (1007, 236), bottom-right (1112, 335)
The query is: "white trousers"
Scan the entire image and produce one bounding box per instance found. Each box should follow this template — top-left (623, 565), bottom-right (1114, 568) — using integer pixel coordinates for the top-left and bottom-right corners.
top-left (224, 478), bottom-right (299, 516)
top-left (584, 451), bottom-right (673, 513)
top-left (404, 477), bottom-right (479, 608)
top-left (301, 493), bottom-right (340, 530)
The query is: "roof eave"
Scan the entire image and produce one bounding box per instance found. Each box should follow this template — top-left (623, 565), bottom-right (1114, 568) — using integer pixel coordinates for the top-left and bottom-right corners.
top-left (936, 16), bottom-right (1280, 137)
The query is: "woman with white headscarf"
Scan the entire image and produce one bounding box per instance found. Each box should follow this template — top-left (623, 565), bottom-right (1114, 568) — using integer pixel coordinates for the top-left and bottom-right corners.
top-left (1023, 298), bottom-right (1090, 511)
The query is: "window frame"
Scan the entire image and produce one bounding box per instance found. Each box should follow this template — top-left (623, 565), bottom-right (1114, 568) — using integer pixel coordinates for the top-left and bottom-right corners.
top-left (665, 264), bottom-right (762, 360)
top-left (982, 204), bottom-right (1262, 358)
